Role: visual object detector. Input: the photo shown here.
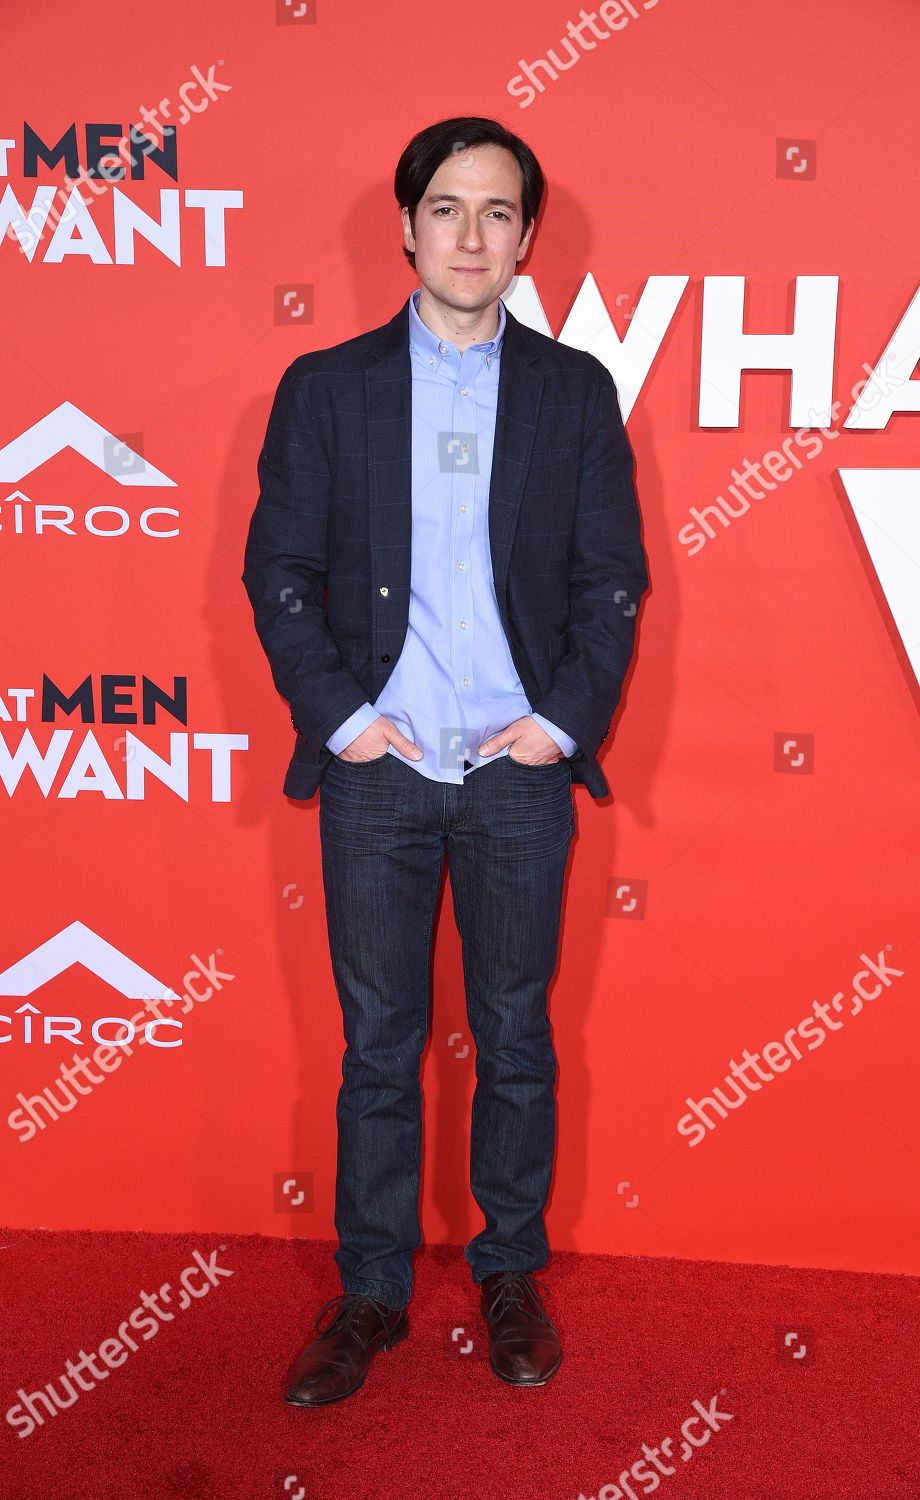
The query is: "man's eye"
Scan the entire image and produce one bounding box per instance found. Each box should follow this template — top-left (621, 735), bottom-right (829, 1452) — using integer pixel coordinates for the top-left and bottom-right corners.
top-left (431, 207), bottom-right (511, 220)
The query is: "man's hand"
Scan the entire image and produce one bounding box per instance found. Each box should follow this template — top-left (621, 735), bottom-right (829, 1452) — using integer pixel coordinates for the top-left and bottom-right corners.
top-left (335, 715), bottom-right (423, 763)
top-left (479, 716), bottom-right (564, 766)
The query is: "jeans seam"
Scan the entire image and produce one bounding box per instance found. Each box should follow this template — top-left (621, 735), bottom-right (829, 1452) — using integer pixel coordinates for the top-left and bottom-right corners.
top-left (410, 839), bottom-right (443, 1268)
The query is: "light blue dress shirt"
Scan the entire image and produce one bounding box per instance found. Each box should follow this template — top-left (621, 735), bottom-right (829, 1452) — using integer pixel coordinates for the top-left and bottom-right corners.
top-left (325, 287), bottom-right (579, 782)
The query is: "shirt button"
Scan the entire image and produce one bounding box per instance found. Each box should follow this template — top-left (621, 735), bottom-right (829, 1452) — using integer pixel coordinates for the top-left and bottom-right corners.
top-left (462, 677), bottom-right (470, 687)
top-left (439, 342), bottom-right (448, 353)
top-left (460, 387), bottom-right (469, 397)
top-left (379, 586), bottom-right (388, 596)
top-left (457, 561), bottom-right (465, 571)
top-left (459, 504), bottom-right (467, 513)
top-left (460, 620), bottom-right (468, 629)
top-left (428, 357), bottom-right (435, 367)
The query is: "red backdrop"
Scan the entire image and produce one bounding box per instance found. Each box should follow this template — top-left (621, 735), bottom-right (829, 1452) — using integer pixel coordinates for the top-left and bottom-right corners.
top-left (2, 0), bottom-right (918, 1278)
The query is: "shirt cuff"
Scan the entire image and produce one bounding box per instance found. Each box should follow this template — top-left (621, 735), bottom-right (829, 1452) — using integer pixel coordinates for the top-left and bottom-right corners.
top-left (531, 713), bottom-right (579, 759)
top-left (325, 702), bottom-right (379, 754)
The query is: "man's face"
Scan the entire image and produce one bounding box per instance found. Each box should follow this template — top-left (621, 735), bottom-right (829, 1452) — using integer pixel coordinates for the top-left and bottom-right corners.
top-left (401, 143), bottom-right (535, 316)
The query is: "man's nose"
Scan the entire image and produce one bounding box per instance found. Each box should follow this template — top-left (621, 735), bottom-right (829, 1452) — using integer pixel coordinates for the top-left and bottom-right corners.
top-left (458, 223), bottom-right (484, 250)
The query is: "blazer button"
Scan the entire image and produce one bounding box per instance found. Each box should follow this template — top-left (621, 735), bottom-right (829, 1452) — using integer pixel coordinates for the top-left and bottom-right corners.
top-left (381, 654), bottom-right (390, 662)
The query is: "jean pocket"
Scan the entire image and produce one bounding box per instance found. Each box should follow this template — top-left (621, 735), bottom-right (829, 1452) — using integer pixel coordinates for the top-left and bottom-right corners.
top-left (506, 754), bottom-right (571, 771)
top-left (333, 750), bottom-right (389, 765)
top-left (321, 753), bottom-right (400, 852)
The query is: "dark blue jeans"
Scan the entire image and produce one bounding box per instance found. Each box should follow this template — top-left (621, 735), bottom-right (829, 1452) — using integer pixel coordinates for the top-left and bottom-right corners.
top-left (318, 748), bottom-right (575, 1312)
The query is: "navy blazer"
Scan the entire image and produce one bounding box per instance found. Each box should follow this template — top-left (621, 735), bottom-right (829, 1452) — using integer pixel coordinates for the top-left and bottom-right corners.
top-left (242, 297), bottom-right (650, 801)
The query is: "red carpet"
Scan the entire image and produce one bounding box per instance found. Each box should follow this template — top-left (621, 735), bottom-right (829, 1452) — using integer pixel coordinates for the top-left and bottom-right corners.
top-left (1, 1228), bottom-right (916, 1499)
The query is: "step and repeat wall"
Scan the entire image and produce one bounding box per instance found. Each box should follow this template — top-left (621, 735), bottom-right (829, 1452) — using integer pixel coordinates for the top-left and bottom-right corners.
top-left (2, 0), bottom-right (918, 1275)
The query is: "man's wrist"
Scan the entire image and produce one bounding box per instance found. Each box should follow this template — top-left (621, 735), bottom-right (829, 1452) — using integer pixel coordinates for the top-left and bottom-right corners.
top-left (531, 713), bottom-right (578, 759)
top-left (324, 702), bottom-right (379, 755)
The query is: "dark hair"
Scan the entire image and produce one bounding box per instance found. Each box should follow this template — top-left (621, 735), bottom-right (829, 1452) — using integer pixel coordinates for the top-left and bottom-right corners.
top-left (394, 116), bottom-right (545, 270)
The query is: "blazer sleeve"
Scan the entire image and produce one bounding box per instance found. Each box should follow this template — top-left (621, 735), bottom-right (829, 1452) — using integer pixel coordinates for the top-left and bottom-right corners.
top-left (242, 364), bottom-right (371, 754)
top-left (530, 365), bottom-right (649, 755)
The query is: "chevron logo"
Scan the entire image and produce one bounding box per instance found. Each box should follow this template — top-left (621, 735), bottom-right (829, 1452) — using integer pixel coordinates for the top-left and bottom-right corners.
top-left (0, 920), bottom-right (179, 999)
top-left (0, 402), bottom-right (175, 486)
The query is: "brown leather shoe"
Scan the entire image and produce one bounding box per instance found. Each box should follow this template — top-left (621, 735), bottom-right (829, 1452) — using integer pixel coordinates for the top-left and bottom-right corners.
top-left (479, 1271), bottom-right (562, 1385)
top-left (284, 1292), bottom-right (409, 1406)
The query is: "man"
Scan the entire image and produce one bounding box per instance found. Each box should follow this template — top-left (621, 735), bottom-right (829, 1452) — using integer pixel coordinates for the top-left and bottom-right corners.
top-left (242, 115), bottom-right (649, 1405)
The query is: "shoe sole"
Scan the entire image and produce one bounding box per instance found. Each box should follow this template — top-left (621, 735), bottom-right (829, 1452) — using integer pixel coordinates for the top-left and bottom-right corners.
top-left (488, 1348), bottom-right (563, 1386)
top-left (284, 1315), bottom-right (409, 1406)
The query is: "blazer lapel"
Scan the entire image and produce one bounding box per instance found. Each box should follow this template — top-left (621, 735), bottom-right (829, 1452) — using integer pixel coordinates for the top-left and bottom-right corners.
top-left (366, 305), bottom-right (414, 605)
top-left (487, 305), bottom-right (543, 609)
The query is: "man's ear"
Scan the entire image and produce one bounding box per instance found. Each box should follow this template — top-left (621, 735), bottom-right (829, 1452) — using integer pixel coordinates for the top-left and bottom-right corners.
top-left (517, 217), bottom-right (536, 262)
top-left (400, 205), bottom-right (415, 253)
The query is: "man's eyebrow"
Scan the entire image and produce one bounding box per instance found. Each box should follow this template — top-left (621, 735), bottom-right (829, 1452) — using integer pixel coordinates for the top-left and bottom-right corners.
top-left (424, 192), bottom-right (519, 211)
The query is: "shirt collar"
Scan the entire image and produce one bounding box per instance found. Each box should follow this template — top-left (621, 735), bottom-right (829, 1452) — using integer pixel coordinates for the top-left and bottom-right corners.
top-left (408, 286), bottom-right (505, 368)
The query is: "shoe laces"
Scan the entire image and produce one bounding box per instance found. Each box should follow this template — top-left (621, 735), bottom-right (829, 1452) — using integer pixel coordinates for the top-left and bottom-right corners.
top-left (485, 1272), bottom-right (549, 1324)
top-left (313, 1291), bottom-right (396, 1347)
